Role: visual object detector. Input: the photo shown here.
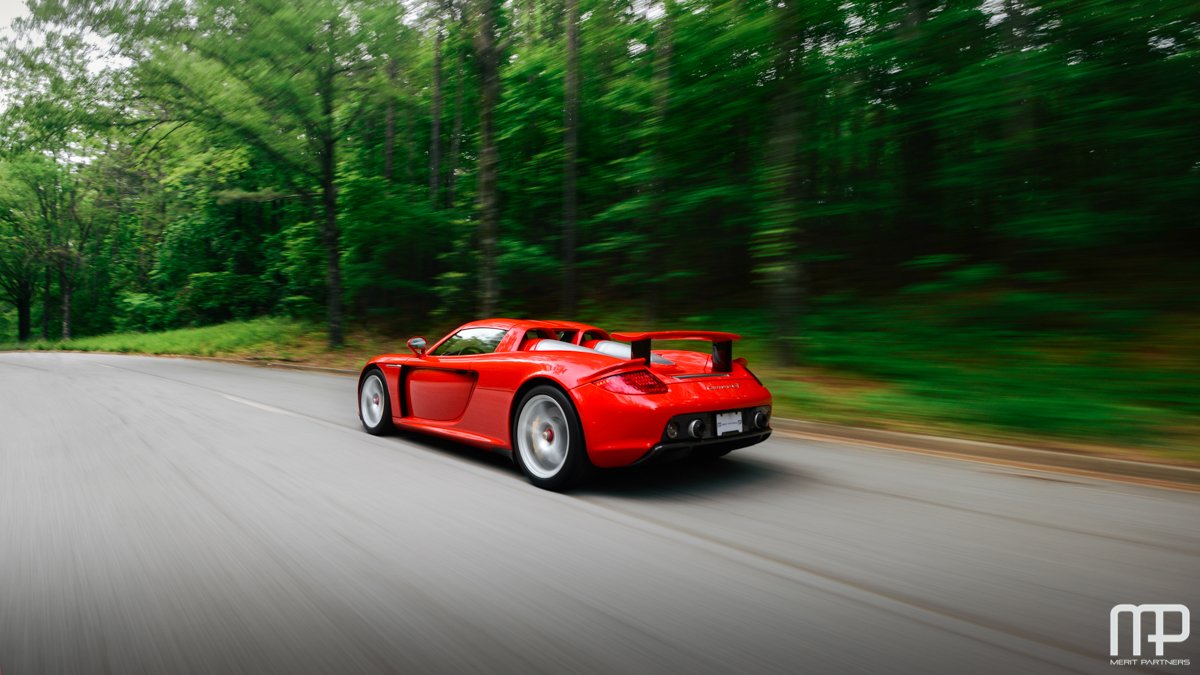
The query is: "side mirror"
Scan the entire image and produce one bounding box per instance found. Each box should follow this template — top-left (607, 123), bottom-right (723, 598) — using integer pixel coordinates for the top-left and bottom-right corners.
top-left (407, 336), bottom-right (427, 357)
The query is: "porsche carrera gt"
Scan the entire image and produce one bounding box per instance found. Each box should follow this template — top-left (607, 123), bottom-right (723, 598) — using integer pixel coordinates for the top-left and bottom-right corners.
top-left (358, 319), bottom-right (772, 489)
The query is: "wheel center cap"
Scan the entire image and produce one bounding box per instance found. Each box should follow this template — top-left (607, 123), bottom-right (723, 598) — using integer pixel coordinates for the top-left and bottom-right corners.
top-left (542, 426), bottom-right (554, 443)
top-left (372, 394), bottom-right (380, 405)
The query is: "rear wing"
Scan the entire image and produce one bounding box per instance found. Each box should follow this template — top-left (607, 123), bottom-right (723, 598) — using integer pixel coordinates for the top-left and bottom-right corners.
top-left (610, 330), bottom-right (742, 373)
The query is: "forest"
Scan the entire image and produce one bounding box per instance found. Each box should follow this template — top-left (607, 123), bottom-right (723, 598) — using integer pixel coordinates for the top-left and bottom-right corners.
top-left (0, 0), bottom-right (1197, 453)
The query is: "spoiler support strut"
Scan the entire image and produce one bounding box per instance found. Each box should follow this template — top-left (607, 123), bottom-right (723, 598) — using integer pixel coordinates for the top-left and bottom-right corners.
top-left (611, 330), bottom-right (741, 373)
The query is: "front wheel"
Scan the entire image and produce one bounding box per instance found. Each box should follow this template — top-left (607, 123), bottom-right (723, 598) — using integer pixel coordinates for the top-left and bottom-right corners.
top-left (359, 369), bottom-right (394, 435)
top-left (512, 386), bottom-right (590, 491)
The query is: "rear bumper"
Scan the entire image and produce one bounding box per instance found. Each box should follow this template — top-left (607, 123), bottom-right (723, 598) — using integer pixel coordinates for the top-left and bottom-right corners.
top-left (631, 430), bottom-right (772, 466)
top-left (571, 378), bottom-right (772, 468)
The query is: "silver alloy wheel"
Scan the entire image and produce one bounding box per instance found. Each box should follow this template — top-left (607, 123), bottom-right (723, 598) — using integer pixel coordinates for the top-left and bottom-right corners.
top-left (360, 374), bottom-right (386, 428)
top-left (517, 394), bottom-right (570, 479)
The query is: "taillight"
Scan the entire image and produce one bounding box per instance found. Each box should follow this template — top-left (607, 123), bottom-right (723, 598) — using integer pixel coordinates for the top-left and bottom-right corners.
top-left (596, 370), bottom-right (668, 395)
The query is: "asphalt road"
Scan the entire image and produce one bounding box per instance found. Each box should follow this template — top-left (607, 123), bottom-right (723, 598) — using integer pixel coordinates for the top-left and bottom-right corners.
top-left (1, 352), bottom-right (1197, 675)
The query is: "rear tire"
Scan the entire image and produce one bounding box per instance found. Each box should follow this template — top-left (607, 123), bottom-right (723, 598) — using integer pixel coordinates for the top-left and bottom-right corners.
top-left (512, 385), bottom-right (590, 491)
top-left (359, 369), bottom-right (394, 435)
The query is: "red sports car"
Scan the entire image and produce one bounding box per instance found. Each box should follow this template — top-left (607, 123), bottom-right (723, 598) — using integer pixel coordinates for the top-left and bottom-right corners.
top-left (357, 318), bottom-right (772, 489)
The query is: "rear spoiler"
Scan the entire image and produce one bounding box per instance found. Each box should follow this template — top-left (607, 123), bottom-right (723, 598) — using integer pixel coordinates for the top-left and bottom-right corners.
top-left (610, 330), bottom-right (742, 373)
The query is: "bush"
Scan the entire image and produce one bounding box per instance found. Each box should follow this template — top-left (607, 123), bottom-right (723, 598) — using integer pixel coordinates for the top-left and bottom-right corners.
top-left (114, 292), bottom-right (168, 333)
top-left (279, 294), bottom-right (322, 320)
top-left (175, 272), bottom-right (267, 325)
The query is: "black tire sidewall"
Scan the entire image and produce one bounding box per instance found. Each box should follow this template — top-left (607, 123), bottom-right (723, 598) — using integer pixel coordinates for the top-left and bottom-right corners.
top-left (512, 385), bottom-right (589, 490)
top-left (359, 369), bottom-right (393, 435)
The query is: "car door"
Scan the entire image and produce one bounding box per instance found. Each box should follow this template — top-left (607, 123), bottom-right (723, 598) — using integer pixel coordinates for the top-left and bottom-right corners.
top-left (405, 327), bottom-right (508, 421)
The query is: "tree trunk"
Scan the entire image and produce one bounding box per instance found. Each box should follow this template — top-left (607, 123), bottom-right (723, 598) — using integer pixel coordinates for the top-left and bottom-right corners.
top-left (562, 0), bottom-right (580, 315)
top-left (403, 100), bottom-right (414, 182)
top-left (998, 0), bottom-right (1034, 258)
top-left (643, 1), bottom-right (673, 322)
top-left (59, 260), bottom-right (71, 341)
top-left (1002, 0), bottom-right (1034, 140)
top-left (6, 274), bottom-right (34, 342)
top-left (447, 48), bottom-right (465, 208)
top-left (0, 262), bottom-right (33, 341)
top-left (16, 289), bottom-right (31, 342)
top-left (41, 263), bottom-right (51, 340)
top-left (896, 0), bottom-right (937, 263)
top-left (757, 0), bottom-right (807, 366)
top-left (317, 54), bottom-right (344, 348)
top-left (384, 58), bottom-right (397, 182)
top-left (430, 23), bottom-right (445, 206)
top-left (475, 0), bottom-right (501, 316)
top-left (321, 141), bottom-right (344, 348)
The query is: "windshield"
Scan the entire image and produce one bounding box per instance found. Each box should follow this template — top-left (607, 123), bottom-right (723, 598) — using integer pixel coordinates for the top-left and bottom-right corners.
top-left (431, 328), bottom-right (508, 356)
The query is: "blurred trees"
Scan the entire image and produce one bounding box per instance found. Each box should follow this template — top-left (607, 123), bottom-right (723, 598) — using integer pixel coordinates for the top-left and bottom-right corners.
top-left (0, 0), bottom-right (1194, 358)
top-left (474, 0), bottom-right (503, 317)
top-left (0, 162), bottom-right (40, 341)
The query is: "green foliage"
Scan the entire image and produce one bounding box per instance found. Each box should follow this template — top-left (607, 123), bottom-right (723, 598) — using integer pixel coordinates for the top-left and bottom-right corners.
top-left (339, 174), bottom-right (447, 315)
top-left (279, 295), bottom-right (323, 320)
top-left (114, 292), bottom-right (168, 332)
top-left (263, 221), bottom-right (326, 309)
top-left (175, 272), bottom-right (268, 325)
top-left (430, 220), bottom-right (480, 325)
top-left (3, 0), bottom-right (1193, 330)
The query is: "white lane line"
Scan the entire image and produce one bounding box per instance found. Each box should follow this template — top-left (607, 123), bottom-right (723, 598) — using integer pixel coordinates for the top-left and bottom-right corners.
top-left (222, 393), bottom-right (295, 417)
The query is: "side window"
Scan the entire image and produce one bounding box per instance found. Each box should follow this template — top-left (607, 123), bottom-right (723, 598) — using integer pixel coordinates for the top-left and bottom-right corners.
top-left (431, 328), bottom-right (509, 356)
top-left (581, 330), bottom-right (608, 343)
top-left (519, 329), bottom-right (551, 350)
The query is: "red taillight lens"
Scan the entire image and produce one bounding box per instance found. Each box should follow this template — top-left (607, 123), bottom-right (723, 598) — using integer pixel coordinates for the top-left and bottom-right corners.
top-left (596, 370), bottom-right (667, 395)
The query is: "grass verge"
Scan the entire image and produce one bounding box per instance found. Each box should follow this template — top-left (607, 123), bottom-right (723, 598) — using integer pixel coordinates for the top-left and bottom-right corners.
top-left (0, 317), bottom-right (413, 372)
